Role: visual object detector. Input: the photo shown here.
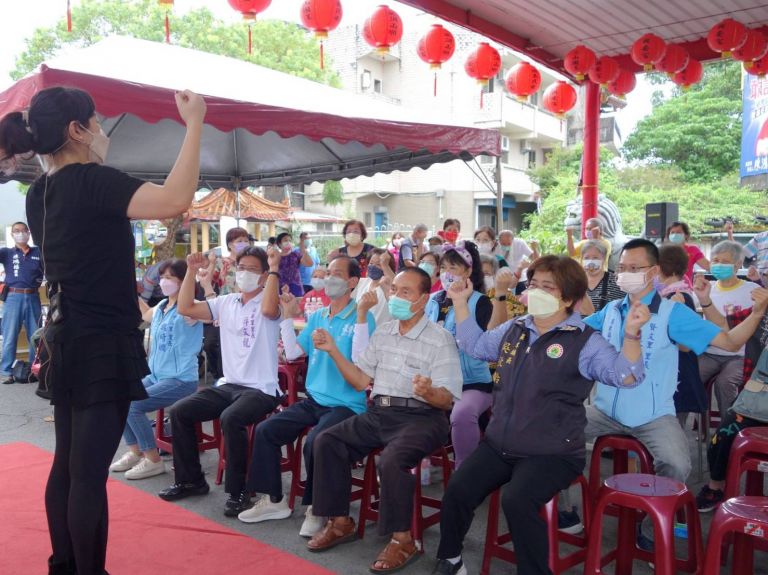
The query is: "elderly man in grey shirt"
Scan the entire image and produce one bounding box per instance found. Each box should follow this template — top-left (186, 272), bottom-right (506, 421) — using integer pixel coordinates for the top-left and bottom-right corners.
top-left (307, 266), bottom-right (462, 573)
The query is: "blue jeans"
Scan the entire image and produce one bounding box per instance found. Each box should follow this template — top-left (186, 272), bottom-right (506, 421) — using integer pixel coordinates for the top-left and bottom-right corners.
top-left (0, 292), bottom-right (41, 376)
top-left (123, 376), bottom-right (198, 452)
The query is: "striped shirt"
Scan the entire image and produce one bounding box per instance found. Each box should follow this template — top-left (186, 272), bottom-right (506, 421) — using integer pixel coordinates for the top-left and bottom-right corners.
top-left (586, 271), bottom-right (624, 312)
top-left (356, 315), bottom-right (462, 401)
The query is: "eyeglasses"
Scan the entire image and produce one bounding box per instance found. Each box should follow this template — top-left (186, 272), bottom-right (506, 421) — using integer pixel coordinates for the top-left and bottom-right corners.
top-left (236, 266), bottom-right (262, 273)
top-left (617, 265), bottom-right (652, 273)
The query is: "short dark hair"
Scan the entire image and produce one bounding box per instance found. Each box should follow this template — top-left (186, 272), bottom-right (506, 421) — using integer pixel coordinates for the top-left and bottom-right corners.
top-left (226, 227), bottom-right (249, 247)
top-left (666, 221), bottom-right (690, 239)
top-left (658, 244), bottom-right (689, 278)
top-left (400, 267), bottom-right (432, 295)
top-left (276, 232), bottom-right (292, 245)
top-left (0, 86), bottom-right (96, 157)
top-left (11, 221), bottom-right (28, 231)
top-left (342, 219), bottom-right (367, 241)
top-left (158, 258), bottom-right (188, 281)
top-left (236, 246), bottom-right (268, 271)
top-left (621, 238), bottom-right (659, 266)
top-left (526, 255), bottom-right (587, 313)
top-left (443, 218), bottom-right (461, 231)
top-left (299, 231), bottom-right (309, 240)
top-left (369, 247), bottom-right (395, 272)
top-left (329, 254), bottom-right (361, 279)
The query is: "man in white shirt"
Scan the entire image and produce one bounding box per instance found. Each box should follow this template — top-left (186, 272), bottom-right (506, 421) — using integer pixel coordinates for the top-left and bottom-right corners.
top-left (495, 229), bottom-right (539, 270)
top-left (158, 246), bottom-right (283, 518)
top-left (695, 240), bottom-right (760, 413)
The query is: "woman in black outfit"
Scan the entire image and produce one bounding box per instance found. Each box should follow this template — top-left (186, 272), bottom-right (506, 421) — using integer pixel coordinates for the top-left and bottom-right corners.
top-left (0, 87), bottom-right (205, 575)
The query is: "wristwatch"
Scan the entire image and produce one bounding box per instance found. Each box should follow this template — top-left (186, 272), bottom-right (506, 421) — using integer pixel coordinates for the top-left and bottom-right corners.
top-left (496, 295), bottom-right (508, 302)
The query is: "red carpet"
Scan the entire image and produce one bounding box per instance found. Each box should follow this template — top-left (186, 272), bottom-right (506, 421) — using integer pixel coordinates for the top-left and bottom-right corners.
top-left (0, 442), bottom-right (334, 575)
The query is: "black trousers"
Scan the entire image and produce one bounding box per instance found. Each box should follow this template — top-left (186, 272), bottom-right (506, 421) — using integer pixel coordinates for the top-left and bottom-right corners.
top-left (202, 324), bottom-right (223, 380)
top-left (708, 411), bottom-right (766, 482)
top-left (437, 441), bottom-right (583, 575)
top-left (247, 397), bottom-right (355, 504)
top-left (45, 400), bottom-right (130, 575)
top-left (312, 405), bottom-right (449, 535)
top-left (170, 384), bottom-right (279, 495)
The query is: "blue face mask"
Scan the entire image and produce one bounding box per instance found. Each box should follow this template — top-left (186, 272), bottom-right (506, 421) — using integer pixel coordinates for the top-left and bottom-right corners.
top-left (418, 262), bottom-right (435, 277)
top-left (668, 233), bottom-right (685, 244)
top-left (303, 239), bottom-right (312, 248)
top-left (388, 295), bottom-right (417, 320)
top-left (367, 265), bottom-right (384, 281)
top-left (711, 263), bottom-right (735, 281)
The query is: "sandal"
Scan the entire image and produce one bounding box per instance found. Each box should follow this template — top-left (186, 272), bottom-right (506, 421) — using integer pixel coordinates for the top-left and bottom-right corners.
top-left (307, 517), bottom-right (357, 552)
top-left (369, 538), bottom-right (421, 573)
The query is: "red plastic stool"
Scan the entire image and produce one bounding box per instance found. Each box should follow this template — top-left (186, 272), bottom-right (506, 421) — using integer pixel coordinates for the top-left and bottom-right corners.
top-left (584, 474), bottom-right (703, 575)
top-left (154, 407), bottom-right (221, 455)
top-left (356, 446), bottom-right (453, 551)
top-left (215, 421), bottom-right (287, 486)
top-left (480, 475), bottom-right (590, 575)
top-left (724, 427), bottom-right (768, 498)
top-left (278, 360), bottom-right (307, 406)
top-left (589, 435), bottom-right (654, 509)
top-left (704, 496), bottom-right (768, 575)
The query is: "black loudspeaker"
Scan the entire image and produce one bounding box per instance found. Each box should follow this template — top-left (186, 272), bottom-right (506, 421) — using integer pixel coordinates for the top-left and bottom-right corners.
top-left (645, 202), bottom-right (679, 240)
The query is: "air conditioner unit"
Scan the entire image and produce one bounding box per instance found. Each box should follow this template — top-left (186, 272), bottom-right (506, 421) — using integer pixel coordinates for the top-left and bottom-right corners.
top-left (520, 139), bottom-right (534, 154)
top-left (500, 136), bottom-right (511, 152)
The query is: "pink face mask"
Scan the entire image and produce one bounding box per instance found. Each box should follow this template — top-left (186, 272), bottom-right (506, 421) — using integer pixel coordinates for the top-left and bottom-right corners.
top-left (160, 278), bottom-right (179, 296)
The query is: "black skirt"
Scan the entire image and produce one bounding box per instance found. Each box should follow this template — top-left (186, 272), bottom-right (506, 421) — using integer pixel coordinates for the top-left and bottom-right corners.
top-left (44, 330), bottom-right (150, 408)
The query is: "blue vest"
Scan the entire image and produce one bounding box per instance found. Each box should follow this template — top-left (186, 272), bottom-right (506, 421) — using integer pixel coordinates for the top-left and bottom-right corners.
top-left (594, 293), bottom-right (677, 427)
top-left (148, 299), bottom-right (204, 383)
top-left (426, 291), bottom-right (492, 385)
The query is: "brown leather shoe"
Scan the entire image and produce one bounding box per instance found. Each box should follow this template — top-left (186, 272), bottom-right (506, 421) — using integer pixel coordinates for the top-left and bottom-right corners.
top-left (307, 516), bottom-right (357, 552)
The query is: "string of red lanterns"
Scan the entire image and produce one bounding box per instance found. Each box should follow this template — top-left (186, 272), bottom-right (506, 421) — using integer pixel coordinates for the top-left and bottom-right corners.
top-left (227, 0), bottom-right (272, 55)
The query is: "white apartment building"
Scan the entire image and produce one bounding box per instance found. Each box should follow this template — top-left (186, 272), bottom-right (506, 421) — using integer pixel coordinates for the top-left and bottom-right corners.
top-left (302, 13), bottom-right (568, 234)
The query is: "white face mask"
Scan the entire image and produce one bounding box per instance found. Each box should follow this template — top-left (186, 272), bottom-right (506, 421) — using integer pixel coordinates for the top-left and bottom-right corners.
top-left (310, 277), bottom-right (326, 291)
top-left (345, 232), bottom-right (362, 247)
top-left (324, 275), bottom-right (349, 300)
top-left (235, 270), bottom-right (261, 293)
top-left (82, 125), bottom-right (110, 164)
top-left (616, 271), bottom-right (649, 294)
top-left (477, 242), bottom-right (494, 255)
top-left (159, 278), bottom-right (180, 296)
top-left (527, 288), bottom-right (561, 318)
top-left (582, 258), bottom-right (602, 272)
top-left (483, 276), bottom-right (495, 292)
top-left (12, 231), bottom-right (29, 244)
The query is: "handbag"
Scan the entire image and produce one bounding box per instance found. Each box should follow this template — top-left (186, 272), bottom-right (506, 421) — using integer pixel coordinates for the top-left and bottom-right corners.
top-left (11, 359), bottom-right (32, 383)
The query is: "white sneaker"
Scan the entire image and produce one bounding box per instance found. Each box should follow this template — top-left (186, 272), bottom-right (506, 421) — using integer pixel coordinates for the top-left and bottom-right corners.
top-left (125, 458), bottom-right (166, 480)
top-left (109, 451), bottom-right (142, 472)
top-left (237, 495), bottom-right (292, 524)
top-left (299, 505), bottom-right (328, 538)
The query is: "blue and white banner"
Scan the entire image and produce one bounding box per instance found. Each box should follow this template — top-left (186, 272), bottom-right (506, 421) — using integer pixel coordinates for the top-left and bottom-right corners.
top-left (741, 72), bottom-right (768, 178)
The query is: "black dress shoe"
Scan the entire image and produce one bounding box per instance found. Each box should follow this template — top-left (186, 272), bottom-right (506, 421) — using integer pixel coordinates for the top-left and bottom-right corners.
top-left (158, 479), bottom-right (210, 501)
top-left (47, 555), bottom-right (76, 574)
top-left (224, 490), bottom-right (253, 517)
top-left (1, 376), bottom-right (14, 385)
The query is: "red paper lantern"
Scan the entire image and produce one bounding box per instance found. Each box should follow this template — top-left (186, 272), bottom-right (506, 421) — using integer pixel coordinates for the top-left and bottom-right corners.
top-left (505, 62), bottom-right (542, 102)
top-left (158, 0), bottom-right (174, 44)
top-left (362, 5), bottom-right (403, 55)
top-left (465, 42), bottom-right (502, 85)
top-left (66, 0), bottom-right (72, 32)
top-left (417, 24), bottom-right (455, 97)
top-left (733, 29), bottom-right (768, 68)
top-left (673, 59), bottom-right (703, 90)
top-left (630, 33), bottom-right (667, 71)
top-left (655, 44), bottom-right (689, 76)
top-left (228, 0), bottom-right (272, 54)
top-left (542, 81), bottom-right (577, 118)
top-left (417, 24), bottom-right (455, 69)
top-left (707, 18), bottom-right (748, 58)
top-left (607, 69), bottom-right (636, 97)
top-left (564, 45), bottom-right (596, 81)
top-left (746, 52), bottom-right (768, 77)
top-left (588, 56), bottom-right (620, 87)
top-left (228, 0), bottom-right (271, 19)
top-left (300, 0), bottom-right (343, 69)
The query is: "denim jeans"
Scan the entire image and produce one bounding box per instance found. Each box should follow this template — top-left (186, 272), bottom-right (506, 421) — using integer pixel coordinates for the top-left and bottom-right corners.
top-left (0, 292), bottom-right (41, 376)
top-left (122, 375), bottom-right (198, 452)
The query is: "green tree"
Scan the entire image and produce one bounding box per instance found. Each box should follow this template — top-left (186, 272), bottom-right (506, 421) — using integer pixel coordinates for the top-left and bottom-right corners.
top-left (12, 0), bottom-right (340, 87)
top-left (322, 180), bottom-right (344, 206)
top-left (622, 60), bottom-right (742, 183)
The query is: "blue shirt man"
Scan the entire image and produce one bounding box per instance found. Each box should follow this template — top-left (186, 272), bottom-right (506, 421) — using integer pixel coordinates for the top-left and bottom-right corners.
top-left (239, 255), bottom-right (374, 536)
top-left (1, 222), bottom-right (43, 382)
top-left (584, 239), bottom-right (766, 484)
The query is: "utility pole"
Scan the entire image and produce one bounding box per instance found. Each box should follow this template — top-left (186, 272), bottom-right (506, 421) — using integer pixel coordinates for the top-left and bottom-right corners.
top-left (495, 155), bottom-right (503, 231)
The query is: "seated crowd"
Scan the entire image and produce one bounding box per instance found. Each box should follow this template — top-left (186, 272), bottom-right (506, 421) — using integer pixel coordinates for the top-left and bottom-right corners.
top-left (107, 218), bottom-right (768, 575)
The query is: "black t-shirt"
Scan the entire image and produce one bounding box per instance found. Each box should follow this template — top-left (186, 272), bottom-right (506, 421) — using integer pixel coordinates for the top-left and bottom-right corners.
top-left (26, 163), bottom-right (144, 338)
